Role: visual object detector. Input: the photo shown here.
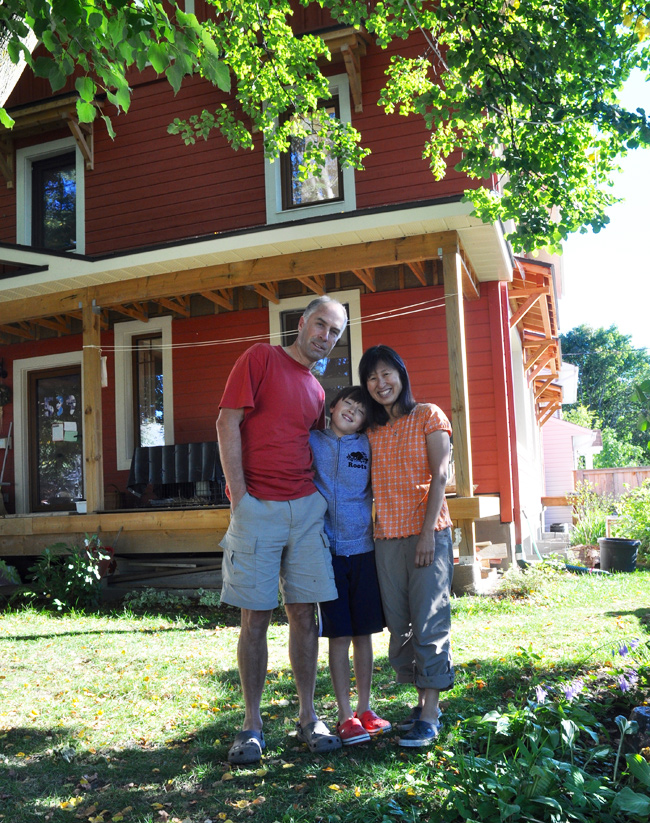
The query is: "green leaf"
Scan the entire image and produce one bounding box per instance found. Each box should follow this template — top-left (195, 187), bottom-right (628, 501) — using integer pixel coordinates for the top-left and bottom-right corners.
top-left (101, 115), bottom-right (116, 140)
top-left (33, 56), bottom-right (53, 78)
top-left (626, 753), bottom-right (650, 788)
top-left (166, 60), bottom-right (186, 95)
top-left (87, 11), bottom-right (104, 29)
top-left (202, 55), bottom-right (230, 92)
top-left (0, 108), bottom-right (15, 129)
top-left (48, 66), bottom-right (67, 93)
top-left (75, 76), bottom-right (96, 103)
top-left (148, 43), bottom-right (169, 74)
top-left (7, 38), bottom-right (22, 65)
top-left (612, 786), bottom-right (650, 816)
top-left (76, 100), bottom-right (96, 123)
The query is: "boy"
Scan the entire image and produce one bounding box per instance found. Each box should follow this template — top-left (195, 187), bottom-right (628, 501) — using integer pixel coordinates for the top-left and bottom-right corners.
top-left (309, 386), bottom-right (391, 745)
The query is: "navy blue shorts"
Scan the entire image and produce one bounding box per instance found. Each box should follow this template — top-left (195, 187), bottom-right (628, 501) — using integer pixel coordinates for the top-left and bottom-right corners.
top-left (320, 550), bottom-right (385, 638)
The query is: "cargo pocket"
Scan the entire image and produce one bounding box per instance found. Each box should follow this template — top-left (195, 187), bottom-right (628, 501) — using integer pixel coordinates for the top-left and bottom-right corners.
top-left (319, 531), bottom-right (335, 580)
top-left (220, 532), bottom-right (257, 588)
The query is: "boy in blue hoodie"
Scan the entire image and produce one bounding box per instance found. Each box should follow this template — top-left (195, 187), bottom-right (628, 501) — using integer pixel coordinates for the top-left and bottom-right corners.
top-left (310, 386), bottom-right (390, 745)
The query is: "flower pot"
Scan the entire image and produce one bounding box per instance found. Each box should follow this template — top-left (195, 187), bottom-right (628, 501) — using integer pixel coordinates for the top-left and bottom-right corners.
top-left (75, 500), bottom-right (87, 513)
top-left (597, 537), bottom-right (640, 573)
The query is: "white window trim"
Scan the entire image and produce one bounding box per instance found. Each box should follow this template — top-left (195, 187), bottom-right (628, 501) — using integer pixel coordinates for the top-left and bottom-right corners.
top-left (114, 316), bottom-right (174, 471)
top-left (16, 136), bottom-right (86, 254)
top-left (268, 289), bottom-right (363, 383)
top-left (12, 350), bottom-right (83, 515)
top-left (264, 73), bottom-right (357, 224)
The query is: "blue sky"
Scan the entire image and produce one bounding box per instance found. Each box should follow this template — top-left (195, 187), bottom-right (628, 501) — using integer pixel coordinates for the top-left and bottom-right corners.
top-left (560, 70), bottom-right (650, 354)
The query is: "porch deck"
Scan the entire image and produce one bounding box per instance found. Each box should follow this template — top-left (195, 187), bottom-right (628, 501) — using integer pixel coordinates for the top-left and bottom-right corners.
top-left (0, 495), bottom-right (500, 557)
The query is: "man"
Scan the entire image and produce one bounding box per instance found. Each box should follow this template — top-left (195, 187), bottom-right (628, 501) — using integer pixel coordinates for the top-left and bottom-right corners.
top-left (216, 295), bottom-right (348, 765)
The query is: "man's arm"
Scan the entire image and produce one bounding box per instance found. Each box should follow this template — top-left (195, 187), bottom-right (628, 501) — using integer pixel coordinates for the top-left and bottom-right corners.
top-left (216, 407), bottom-right (247, 510)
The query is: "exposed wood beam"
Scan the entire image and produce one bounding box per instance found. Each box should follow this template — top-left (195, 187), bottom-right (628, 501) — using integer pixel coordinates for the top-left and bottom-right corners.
top-left (0, 323), bottom-right (34, 340)
top-left (534, 375), bottom-right (555, 401)
top-left (200, 289), bottom-right (234, 311)
top-left (351, 267), bottom-right (376, 292)
top-left (524, 339), bottom-right (554, 372)
top-left (156, 296), bottom-right (191, 318)
top-left (509, 286), bottom-right (549, 299)
top-left (66, 115), bottom-right (94, 171)
top-left (297, 274), bottom-right (326, 295)
top-left (113, 303), bottom-right (148, 323)
top-left (509, 292), bottom-right (544, 328)
top-left (0, 138), bottom-right (14, 188)
top-left (82, 303), bottom-right (104, 513)
top-left (67, 309), bottom-right (109, 329)
top-left (406, 261), bottom-right (427, 286)
top-left (528, 352), bottom-right (555, 386)
top-left (0, 232), bottom-right (457, 325)
top-left (341, 43), bottom-right (363, 112)
top-left (538, 401), bottom-right (562, 427)
top-left (459, 251), bottom-right (480, 300)
top-left (254, 282), bottom-right (279, 304)
top-left (31, 315), bottom-right (71, 335)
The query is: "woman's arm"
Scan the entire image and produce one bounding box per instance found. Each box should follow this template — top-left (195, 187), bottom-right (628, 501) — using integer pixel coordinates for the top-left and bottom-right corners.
top-left (414, 430), bottom-right (451, 568)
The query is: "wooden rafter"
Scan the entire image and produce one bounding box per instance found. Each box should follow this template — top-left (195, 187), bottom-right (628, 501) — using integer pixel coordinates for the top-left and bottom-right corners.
top-left (528, 352), bottom-right (556, 386)
top-left (538, 401), bottom-right (562, 427)
top-left (406, 261), bottom-right (427, 286)
top-left (31, 315), bottom-right (71, 335)
top-left (200, 290), bottom-right (234, 311)
top-left (297, 274), bottom-right (326, 295)
top-left (351, 267), bottom-right (376, 292)
top-left (524, 339), bottom-right (554, 372)
top-left (254, 282), bottom-right (279, 304)
top-left (534, 375), bottom-right (555, 401)
top-left (113, 303), bottom-right (148, 323)
top-left (509, 290), bottom-right (545, 328)
top-left (0, 323), bottom-right (35, 340)
top-left (459, 251), bottom-right (480, 300)
top-left (156, 296), bottom-right (190, 318)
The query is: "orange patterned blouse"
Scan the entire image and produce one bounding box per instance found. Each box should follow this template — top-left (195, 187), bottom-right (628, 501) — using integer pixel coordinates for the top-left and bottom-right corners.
top-left (368, 403), bottom-right (453, 540)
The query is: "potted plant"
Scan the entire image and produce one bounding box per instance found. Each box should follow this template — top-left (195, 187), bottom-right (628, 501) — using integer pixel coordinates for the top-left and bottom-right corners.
top-left (604, 480), bottom-right (650, 572)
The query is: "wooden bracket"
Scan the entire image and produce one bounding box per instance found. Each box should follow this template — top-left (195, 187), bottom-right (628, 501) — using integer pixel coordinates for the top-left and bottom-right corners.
top-left (254, 282), bottom-right (279, 304)
top-left (297, 275), bottom-right (326, 295)
top-left (406, 261), bottom-right (427, 286)
top-left (0, 139), bottom-right (14, 189)
top-left (200, 289), bottom-right (234, 311)
top-left (351, 267), bottom-right (376, 292)
top-left (0, 323), bottom-right (35, 340)
top-left (538, 400), bottom-right (562, 427)
top-left (113, 303), bottom-right (149, 323)
top-left (156, 296), bottom-right (191, 318)
top-left (31, 315), bottom-right (72, 335)
top-left (341, 43), bottom-right (363, 112)
top-left (459, 251), bottom-right (480, 300)
top-left (66, 115), bottom-right (94, 170)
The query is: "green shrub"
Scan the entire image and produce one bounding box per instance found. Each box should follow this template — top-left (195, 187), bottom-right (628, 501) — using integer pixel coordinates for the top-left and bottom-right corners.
top-left (0, 558), bottom-right (21, 585)
top-left (569, 481), bottom-right (615, 547)
top-left (613, 480), bottom-right (650, 563)
top-left (20, 534), bottom-right (109, 612)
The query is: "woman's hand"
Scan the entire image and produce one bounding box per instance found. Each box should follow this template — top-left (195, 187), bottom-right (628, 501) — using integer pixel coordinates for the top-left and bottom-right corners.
top-left (414, 532), bottom-right (435, 567)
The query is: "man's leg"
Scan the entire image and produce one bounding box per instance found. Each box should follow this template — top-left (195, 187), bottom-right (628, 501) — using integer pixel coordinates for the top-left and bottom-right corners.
top-left (238, 607), bottom-right (273, 731)
top-left (284, 602), bottom-right (319, 728)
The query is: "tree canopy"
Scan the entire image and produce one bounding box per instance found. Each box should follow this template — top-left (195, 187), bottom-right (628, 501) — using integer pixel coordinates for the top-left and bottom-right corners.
top-left (560, 325), bottom-right (650, 461)
top-left (2, 0), bottom-right (650, 252)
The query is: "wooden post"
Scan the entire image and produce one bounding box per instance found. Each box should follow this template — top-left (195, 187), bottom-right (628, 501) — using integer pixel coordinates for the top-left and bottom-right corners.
top-left (442, 237), bottom-right (476, 570)
top-left (82, 303), bottom-right (104, 513)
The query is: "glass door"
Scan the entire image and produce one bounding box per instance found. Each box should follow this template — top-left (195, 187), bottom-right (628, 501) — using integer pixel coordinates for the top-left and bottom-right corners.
top-left (28, 366), bottom-right (83, 512)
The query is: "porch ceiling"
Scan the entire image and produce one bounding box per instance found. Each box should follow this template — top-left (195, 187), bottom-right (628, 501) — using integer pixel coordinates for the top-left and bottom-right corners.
top-left (0, 201), bottom-right (512, 306)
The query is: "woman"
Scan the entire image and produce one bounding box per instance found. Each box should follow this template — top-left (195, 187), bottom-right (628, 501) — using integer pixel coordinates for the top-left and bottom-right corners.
top-left (359, 344), bottom-right (454, 748)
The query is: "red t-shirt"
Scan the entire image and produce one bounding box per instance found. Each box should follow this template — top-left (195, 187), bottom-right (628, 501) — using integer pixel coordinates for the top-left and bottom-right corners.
top-left (219, 343), bottom-right (325, 501)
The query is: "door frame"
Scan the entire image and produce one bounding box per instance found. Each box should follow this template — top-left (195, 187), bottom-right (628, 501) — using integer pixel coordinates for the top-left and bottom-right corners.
top-left (13, 351), bottom-right (83, 515)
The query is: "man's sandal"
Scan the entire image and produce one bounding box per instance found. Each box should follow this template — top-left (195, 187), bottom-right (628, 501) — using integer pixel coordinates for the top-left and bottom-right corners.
top-left (227, 729), bottom-right (265, 765)
top-left (295, 720), bottom-right (342, 753)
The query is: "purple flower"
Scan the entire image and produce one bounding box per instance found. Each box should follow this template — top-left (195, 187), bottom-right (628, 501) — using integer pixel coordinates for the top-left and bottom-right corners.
top-left (618, 670), bottom-right (639, 693)
top-left (618, 643), bottom-right (629, 657)
top-left (561, 679), bottom-right (584, 702)
top-left (534, 685), bottom-right (548, 704)
top-left (630, 638), bottom-right (641, 651)
top-left (618, 675), bottom-right (631, 692)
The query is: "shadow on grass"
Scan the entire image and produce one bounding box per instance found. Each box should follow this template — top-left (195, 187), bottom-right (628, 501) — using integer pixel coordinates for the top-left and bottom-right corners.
top-left (2, 650), bottom-right (646, 823)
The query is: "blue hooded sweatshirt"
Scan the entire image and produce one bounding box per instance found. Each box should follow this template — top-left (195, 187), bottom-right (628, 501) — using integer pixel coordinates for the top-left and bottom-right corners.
top-left (309, 427), bottom-right (374, 556)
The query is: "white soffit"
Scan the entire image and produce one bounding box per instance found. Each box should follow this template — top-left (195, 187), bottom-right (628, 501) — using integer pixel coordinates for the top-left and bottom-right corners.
top-left (0, 200), bottom-right (512, 300)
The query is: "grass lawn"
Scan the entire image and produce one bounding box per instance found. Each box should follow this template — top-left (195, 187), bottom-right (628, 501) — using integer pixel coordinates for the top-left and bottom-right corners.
top-left (1, 567), bottom-right (649, 823)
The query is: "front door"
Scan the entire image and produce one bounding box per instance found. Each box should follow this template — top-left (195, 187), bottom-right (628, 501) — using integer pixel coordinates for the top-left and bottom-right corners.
top-left (28, 366), bottom-right (83, 512)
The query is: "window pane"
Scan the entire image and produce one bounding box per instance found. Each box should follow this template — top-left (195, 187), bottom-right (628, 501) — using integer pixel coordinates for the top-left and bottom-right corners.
top-left (285, 104), bottom-right (342, 208)
top-left (134, 336), bottom-right (165, 447)
top-left (281, 305), bottom-right (352, 409)
top-left (32, 153), bottom-right (76, 251)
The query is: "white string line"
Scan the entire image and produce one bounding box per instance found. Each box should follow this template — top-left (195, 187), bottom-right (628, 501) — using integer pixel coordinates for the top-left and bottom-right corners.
top-left (82, 294), bottom-right (453, 352)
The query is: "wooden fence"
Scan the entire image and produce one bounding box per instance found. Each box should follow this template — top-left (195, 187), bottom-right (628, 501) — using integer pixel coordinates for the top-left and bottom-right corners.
top-left (574, 467), bottom-right (650, 498)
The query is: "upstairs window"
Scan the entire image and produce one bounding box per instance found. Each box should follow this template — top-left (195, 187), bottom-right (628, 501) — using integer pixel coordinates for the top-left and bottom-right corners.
top-left (280, 97), bottom-right (343, 210)
top-left (265, 74), bottom-right (356, 224)
top-left (16, 136), bottom-right (85, 253)
top-left (31, 151), bottom-right (77, 251)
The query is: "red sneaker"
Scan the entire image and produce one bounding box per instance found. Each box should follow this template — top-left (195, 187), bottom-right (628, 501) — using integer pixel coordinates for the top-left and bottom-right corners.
top-left (355, 709), bottom-right (392, 736)
top-left (336, 717), bottom-right (371, 746)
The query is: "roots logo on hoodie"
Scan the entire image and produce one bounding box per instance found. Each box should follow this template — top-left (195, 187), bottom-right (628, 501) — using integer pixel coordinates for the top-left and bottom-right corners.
top-left (347, 450), bottom-right (369, 469)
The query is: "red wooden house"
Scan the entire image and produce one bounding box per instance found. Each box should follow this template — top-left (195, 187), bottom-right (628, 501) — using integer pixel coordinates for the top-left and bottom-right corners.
top-left (0, 6), bottom-right (566, 590)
